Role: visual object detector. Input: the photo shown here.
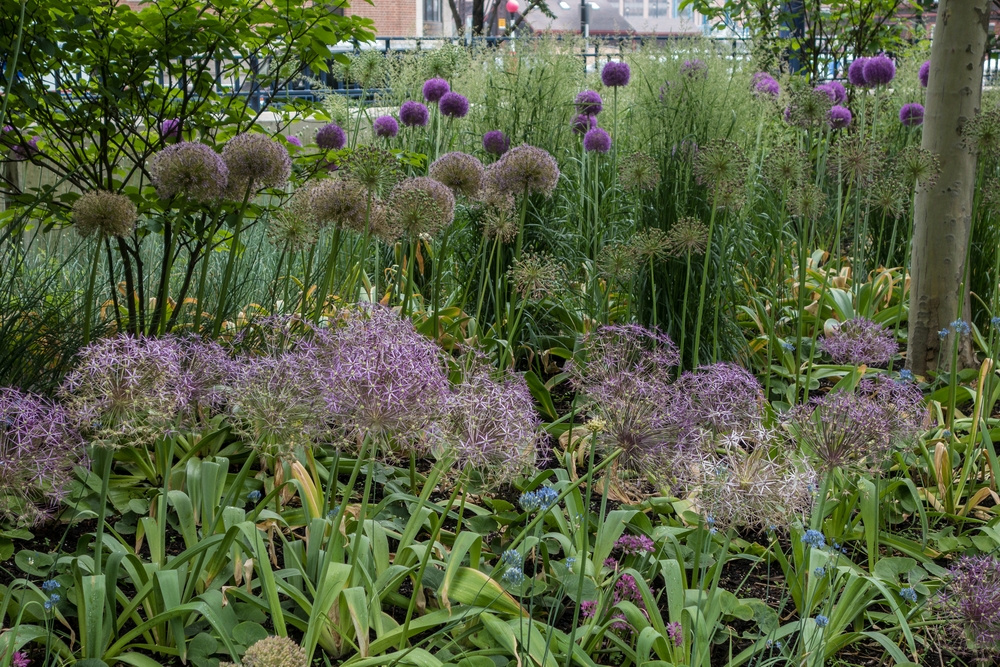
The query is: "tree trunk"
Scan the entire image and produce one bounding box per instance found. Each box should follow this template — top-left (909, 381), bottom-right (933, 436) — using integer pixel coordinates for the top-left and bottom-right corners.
top-left (473, 0), bottom-right (485, 33)
top-left (907, 0), bottom-right (990, 374)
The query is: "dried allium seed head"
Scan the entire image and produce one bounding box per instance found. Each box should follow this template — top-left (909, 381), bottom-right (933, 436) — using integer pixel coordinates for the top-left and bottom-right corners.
top-left (486, 144), bottom-right (560, 197)
top-left (618, 151), bottom-right (660, 192)
top-left (864, 174), bottom-right (907, 218)
top-left (597, 241), bottom-right (640, 283)
top-left (693, 139), bottom-right (749, 191)
top-left (508, 251), bottom-right (562, 299)
top-left (895, 146), bottom-right (940, 192)
top-left (764, 150), bottom-right (807, 188)
top-left (72, 190), bottom-right (138, 238)
top-left (345, 145), bottom-right (402, 197)
top-left (818, 317), bottom-right (898, 367)
top-left (222, 133), bottom-right (292, 196)
top-left (787, 182), bottom-right (828, 219)
top-left (429, 152), bottom-right (485, 197)
top-left (479, 187), bottom-right (518, 243)
top-left (348, 50), bottom-right (386, 88)
top-left (665, 217), bottom-right (708, 256)
top-left (388, 176), bottom-right (455, 237)
top-left (242, 636), bottom-right (308, 667)
top-left (267, 190), bottom-right (321, 251)
top-left (309, 177), bottom-right (368, 233)
top-left (0, 388), bottom-right (86, 525)
top-left (149, 142), bottom-right (229, 203)
top-left (829, 136), bottom-right (885, 185)
top-left (787, 85), bottom-right (834, 128)
top-left (630, 227), bottom-right (670, 260)
top-left (963, 106), bottom-right (1000, 160)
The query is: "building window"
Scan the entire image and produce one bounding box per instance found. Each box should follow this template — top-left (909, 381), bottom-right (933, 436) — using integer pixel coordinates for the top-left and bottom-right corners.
top-left (650, 0), bottom-right (668, 16)
top-left (673, 0), bottom-right (691, 17)
top-left (425, 0), bottom-right (442, 22)
top-left (623, 0), bottom-right (643, 16)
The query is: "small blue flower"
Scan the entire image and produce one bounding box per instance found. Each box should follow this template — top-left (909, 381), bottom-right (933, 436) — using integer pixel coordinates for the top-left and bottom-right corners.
top-left (535, 486), bottom-right (559, 510)
top-left (814, 614), bottom-right (829, 628)
top-left (247, 490), bottom-right (262, 503)
top-left (991, 316), bottom-right (1000, 328)
top-left (43, 593), bottom-right (60, 610)
top-left (938, 329), bottom-right (949, 339)
top-left (519, 491), bottom-right (541, 512)
top-left (501, 567), bottom-right (525, 586)
top-left (41, 579), bottom-right (60, 592)
top-left (898, 369), bottom-right (914, 382)
top-left (813, 567), bottom-right (826, 577)
top-left (765, 639), bottom-right (783, 649)
top-left (801, 530), bottom-right (826, 549)
top-left (899, 587), bottom-right (918, 603)
top-left (705, 515), bottom-right (715, 526)
top-left (942, 429), bottom-right (952, 438)
top-left (951, 320), bottom-right (971, 336)
top-left (780, 341), bottom-right (795, 352)
top-left (501, 550), bottom-right (522, 568)
top-left (709, 527), bottom-right (718, 535)
top-left (566, 557), bottom-right (576, 565)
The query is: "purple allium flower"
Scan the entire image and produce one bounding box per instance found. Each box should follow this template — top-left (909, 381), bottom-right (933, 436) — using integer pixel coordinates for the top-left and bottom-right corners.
top-left (59, 335), bottom-right (191, 447)
top-left (482, 130), bottom-right (510, 156)
top-left (815, 81), bottom-right (846, 104)
top-left (751, 72), bottom-right (780, 98)
top-left (0, 388), bottom-right (86, 524)
top-left (485, 144), bottom-right (560, 197)
top-left (613, 573), bottom-right (644, 606)
top-left (935, 555), bottom-right (1000, 651)
top-left (286, 135), bottom-right (302, 148)
top-left (615, 534), bottom-right (655, 555)
top-left (580, 600), bottom-right (598, 618)
top-left (10, 136), bottom-right (39, 161)
top-left (149, 141), bottom-right (229, 203)
top-left (387, 176), bottom-right (455, 237)
top-left (601, 61), bottom-right (631, 87)
top-left (575, 89), bottom-right (603, 116)
top-left (847, 58), bottom-right (868, 86)
top-left (674, 363), bottom-right (765, 438)
top-left (172, 335), bottom-right (234, 414)
top-left (308, 177), bottom-right (368, 233)
top-left (423, 77), bottom-right (450, 103)
top-left (227, 350), bottom-right (327, 461)
top-left (373, 115), bottom-right (399, 138)
top-left (316, 123), bottom-right (347, 150)
top-left (429, 151), bottom-right (485, 197)
top-left (72, 190), bottom-right (138, 238)
top-left (899, 102), bottom-right (925, 127)
top-left (222, 133), bottom-right (292, 195)
top-left (11, 652), bottom-right (29, 667)
top-left (445, 356), bottom-right (540, 483)
top-left (583, 127), bottom-right (612, 153)
top-left (666, 622), bottom-right (683, 648)
top-left (572, 113), bottom-right (596, 135)
top-left (863, 54), bottom-right (896, 86)
top-left (160, 118), bottom-right (181, 140)
top-left (828, 105), bottom-right (853, 129)
top-left (819, 317), bottom-right (898, 366)
top-left (400, 100), bottom-right (430, 127)
top-left (857, 374), bottom-right (926, 442)
top-left (439, 91), bottom-right (470, 118)
top-left (919, 60), bottom-right (930, 88)
top-left (680, 59), bottom-right (708, 79)
top-left (317, 305), bottom-right (451, 446)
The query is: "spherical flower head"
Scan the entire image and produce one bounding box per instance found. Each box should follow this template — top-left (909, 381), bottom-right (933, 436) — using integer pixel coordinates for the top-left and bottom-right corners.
top-left (863, 54), bottom-right (896, 86)
top-left (899, 102), bottom-right (924, 127)
top-left (751, 72), bottom-right (780, 98)
top-left (423, 77), bottom-right (450, 103)
top-left (373, 115), bottom-right (399, 139)
top-left (222, 133), bottom-right (292, 194)
top-left (316, 123), bottom-right (346, 150)
top-left (59, 335), bottom-right (191, 447)
top-left (674, 363), bottom-right (765, 438)
top-left (388, 176), bottom-right (455, 237)
top-left (692, 138), bottom-right (749, 190)
top-left (160, 118), bottom-right (181, 141)
top-left (486, 144), bottom-right (560, 197)
top-left (618, 151), bottom-right (660, 192)
top-left (501, 549), bottom-right (523, 568)
top-left (815, 81), bottom-right (846, 104)
top-left (482, 130), bottom-right (510, 156)
top-left (666, 622), bottom-right (683, 648)
top-left (819, 317), bottom-right (898, 367)
top-left (149, 142), bottom-right (229, 203)
top-left (571, 113), bottom-right (596, 135)
top-left (847, 57), bottom-right (868, 86)
top-left (935, 555), bottom-right (1000, 651)
top-left (615, 534), bottom-right (655, 555)
top-left (900, 587), bottom-right (918, 603)
top-left (814, 615), bottom-right (829, 629)
top-left (801, 529), bottom-right (826, 549)
top-left (952, 319), bottom-right (972, 336)
top-left (429, 152), bottom-right (485, 197)
top-left (583, 127), bottom-right (612, 153)
top-left (575, 89), bottom-right (603, 116)
top-left (345, 144), bottom-right (402, 197)
top-left (828, 105), bottom-right (852, 130)
top-left (242, 636), bottom-right (308, 667)
top-left (72, 190), bottom-right (138, 238)
top-left (918, 60), bottom-right (930, 88)
top-left (0, 388), bottom-right (86, 525)
top-left (680, 59), bottom-right (708, 79)
top-left (501, 566), bottom-right (525, 586)
top-left (665, 217), bottom-right (708, 256)
top-left (439, 91), bottom-right (470, 118)
top-left (11, 652), bottom-right (29, 667)
top-left (508, 251), bottom-right (562, 299)
top-left (309, 177), bottom-right (368, 233)
top-left (601, 61), bottom-right (631, 87)
top-left (286, 135), bottom-right (302, 148)
top-left (400, 100), bottom-right (430, 127)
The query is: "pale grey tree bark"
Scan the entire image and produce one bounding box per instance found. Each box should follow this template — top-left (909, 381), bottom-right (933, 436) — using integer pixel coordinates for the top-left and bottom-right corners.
top-left (907, 0), bottom-right (991, 374)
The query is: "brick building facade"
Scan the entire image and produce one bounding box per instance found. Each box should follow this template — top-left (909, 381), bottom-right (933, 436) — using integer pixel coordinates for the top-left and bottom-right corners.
top-left (345, 0), bottom-right (454, 36)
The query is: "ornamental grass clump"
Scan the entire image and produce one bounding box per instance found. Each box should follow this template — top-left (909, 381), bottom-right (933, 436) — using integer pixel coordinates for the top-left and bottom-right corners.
top-left (149, 142), bottom-right (229, 203)
top-left (819, 317), bottom-right (898, 367)
top-left (429, 152), bottom-right (485, 197)
top-left (0, 388), bottom-right (86, 524)
top-left (59, 335), bottom-right (191, 447)
top-left (72, 190), bottom-right (138, 238)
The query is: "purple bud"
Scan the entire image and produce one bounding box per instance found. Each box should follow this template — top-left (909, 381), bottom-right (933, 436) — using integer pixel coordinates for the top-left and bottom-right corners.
top-left (583, 127), bottom-right (612, 153)
top-left (373, 115), bottom-right (399, 138)
top-left (899, 102), bottom-right (924, 127)
top-left (847, 58), bottom-right (868, 86)
top-left (423, 77), bottom-right (450, 103)
top-left (400, 100), bottom-right (430, 127)
top-left (601, 61), bottom-right (631, 87)
top-left (828, 105), bottom-right (852, 129)
top-left (439, 92), bottom-right (469, 119)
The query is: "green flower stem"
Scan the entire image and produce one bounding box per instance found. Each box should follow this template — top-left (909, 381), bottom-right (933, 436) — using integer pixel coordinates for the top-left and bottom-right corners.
top-left (313, 226), bottom-right (342, 323)
top-left (692, 192), bottom-right (719, 368)
top-left (212, 183), bottom-right (254, 337)
top-left (82, 233), bottom-right (104, 346)
top-left (92, 446), bottom-right (114, 577)
top-left (679, 248), bottom-right (693, 366)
